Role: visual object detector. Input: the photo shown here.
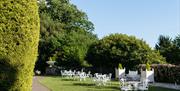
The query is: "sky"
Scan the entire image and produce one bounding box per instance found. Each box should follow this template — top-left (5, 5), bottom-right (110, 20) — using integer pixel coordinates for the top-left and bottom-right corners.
top-left (70, 0), bottom-right (180, 48)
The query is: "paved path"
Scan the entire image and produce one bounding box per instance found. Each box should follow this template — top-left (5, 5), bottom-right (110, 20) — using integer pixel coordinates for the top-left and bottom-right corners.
top-left (32, 76), bottom-right (50, 91)
top-left (151, 82), bottom-right (180, 90)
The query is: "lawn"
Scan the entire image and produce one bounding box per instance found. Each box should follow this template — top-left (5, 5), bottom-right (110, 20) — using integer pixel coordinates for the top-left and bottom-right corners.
top-left (39, 76), bottom-right (179, 91)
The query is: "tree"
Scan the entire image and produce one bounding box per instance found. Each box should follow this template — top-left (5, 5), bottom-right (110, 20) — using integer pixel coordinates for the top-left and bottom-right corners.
top-left (35, 0), bottom-right (97, 73)
top-left (53, 30), bottom-right (97, 68)
top-left (86, 34), bottom-right (165, 70)
top-left (173, 35), bottom-right (180, 64)
top-left (155, 35), bottom-right (173, 52)
top-left (0, 0), bottom-right (40, 91)
top-left (155, 35), bottom-right (180, 64)
top-left (174, 35), bottom-right (180, 48)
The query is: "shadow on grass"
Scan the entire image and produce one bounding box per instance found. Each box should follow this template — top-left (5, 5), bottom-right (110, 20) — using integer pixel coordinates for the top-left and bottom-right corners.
top-left (149, 86), bottom-right (180, 91)
top-left (94, 85), bottom-right (120, 90)
top-left (73, 82), bottom-right (120, 91)
top-left (61, 78), bottom-right (77, 81)
top-left (73, 83), bottom-right (95, 86)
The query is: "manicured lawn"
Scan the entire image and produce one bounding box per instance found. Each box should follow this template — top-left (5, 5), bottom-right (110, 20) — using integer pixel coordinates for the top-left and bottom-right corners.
top-left (39, 76), bottom-right (179, 91)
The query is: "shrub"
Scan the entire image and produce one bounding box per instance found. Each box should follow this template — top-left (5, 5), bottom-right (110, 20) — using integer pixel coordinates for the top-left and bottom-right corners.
top-left (146, 63), bottom-right (151, 71)
top-left (0, 0), bottom-right (40, 91)
top-left (153, 64), bottom-right (180, 84)
top-left (118, 63), bottom-right (123, 69)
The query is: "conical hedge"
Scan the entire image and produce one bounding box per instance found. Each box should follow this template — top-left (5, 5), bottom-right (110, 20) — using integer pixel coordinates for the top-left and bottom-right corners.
top-left (0, 0), bottom-right (40, 91)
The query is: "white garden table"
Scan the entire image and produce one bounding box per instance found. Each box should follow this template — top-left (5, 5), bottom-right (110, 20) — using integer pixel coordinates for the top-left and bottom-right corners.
top-left (126, 81), bottom-right (141, 90)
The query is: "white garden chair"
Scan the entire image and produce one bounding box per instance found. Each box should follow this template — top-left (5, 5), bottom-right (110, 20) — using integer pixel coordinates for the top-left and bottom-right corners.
top-left (119, 78), bottom-right (132, 91)
top-left (79, 72), bottom-right (88, 81)
top-left (138, 79), bottom-right (149, 90)
top-left (93, 73), bottom-right (111, 86)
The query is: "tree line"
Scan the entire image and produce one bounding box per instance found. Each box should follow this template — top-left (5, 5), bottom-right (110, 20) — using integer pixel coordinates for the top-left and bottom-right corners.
top-left (1, 0), bottom-right (179, 90)
top-left (35, 0), bottom-right (180, 74)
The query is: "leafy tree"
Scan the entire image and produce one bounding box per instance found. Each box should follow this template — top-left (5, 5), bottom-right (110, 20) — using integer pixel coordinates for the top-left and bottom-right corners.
top-left (173, 35), bottom-right (180, 64)
top-left (155, 35), bottom-right (173, 52)
top-left (35, 0), bottom-right (97, 73)
top-left (174, 35), bottom-right (180, 48)
top-left (86, 34), bottom-right (165, 70)
top-left (0, 0), bottom-right (40, 90)
top-left (155, 35), bottom-right (180, 64)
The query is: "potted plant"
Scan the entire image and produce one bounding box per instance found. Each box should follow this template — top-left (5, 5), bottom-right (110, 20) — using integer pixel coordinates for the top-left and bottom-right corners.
top-left (145, 63), bottom-right (154, 83)
top-left (118, 63), bottom-right (125, 78)
top-left (119, 63), bottom-right (123, 69)
top-left (146, 63), bottom-right (151, 71)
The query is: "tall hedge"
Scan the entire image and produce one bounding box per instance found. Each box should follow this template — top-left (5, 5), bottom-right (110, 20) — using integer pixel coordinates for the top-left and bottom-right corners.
top-left (0, 0), bottom-right (40, 91)
top-left (140, 64), bottom-right (180, 84)
top-left (153, 64), bottom-right (180, 84)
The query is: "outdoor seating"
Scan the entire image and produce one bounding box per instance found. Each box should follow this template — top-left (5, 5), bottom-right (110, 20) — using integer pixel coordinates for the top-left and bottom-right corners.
top-left (93, 73), bottom-right (112, 86)
top-left (138, 79), bottom-right (149, 90)
top-left (79, 72), bottom-right (88, 81)
top-left (126, 71), bottom-right (140, 81)
top-left (61, 70), bottom-right (76, 78)
top-left (60, 69), bottom-right (92, 81)
top-left (119, 68), bottom-right (150, 91)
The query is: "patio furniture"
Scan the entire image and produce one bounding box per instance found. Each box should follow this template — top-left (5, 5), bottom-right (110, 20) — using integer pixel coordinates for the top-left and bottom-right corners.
top-left (93, 73), bottom-right (112, 86)
top-left (126, 81), bottom-right (141, 90)
top-left (119, 69), bottom-right (149, 91)
top-left (119, 78), bottom-right (133, 91)
top-left (115, 68), bottom-right (125, 78)
top-left (79, 72), bottom-right (88, 81)
top-left (126, 71), bottom-right (140, 81)
top-left (140, 69), bottom-right (154, 83)
top-left (138, 79), bottom-right (149, 90)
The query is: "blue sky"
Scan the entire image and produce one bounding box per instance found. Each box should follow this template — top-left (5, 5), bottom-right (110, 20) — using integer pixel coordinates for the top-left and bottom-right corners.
top-left (71, 0), bottom-right (180, 47)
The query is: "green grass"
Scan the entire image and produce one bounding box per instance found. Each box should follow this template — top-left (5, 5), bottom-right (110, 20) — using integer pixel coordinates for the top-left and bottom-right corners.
top-left (39, 76), bottom-right (179, 91)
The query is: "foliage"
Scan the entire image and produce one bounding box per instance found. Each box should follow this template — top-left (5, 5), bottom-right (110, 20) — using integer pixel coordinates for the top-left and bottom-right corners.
top-left (86, 34), bottom-right (165, 70)
top-left (0, 0), bottom-right (40, 90)
top-left (35, 0), bottom-right (97, 73)
top-left (118, 63), bottom-right (123, 69)
top-left (146, 50), bottom-right (165, 64)
top-left (155, 35), bottom-right (173, 50)
top-left (146, 63), bottom-right (151, 71)
top-left (155, 35), bottom-right (180, 65)
top-left (172, 35), bottom-right (180, 64)
top-left (51, 30), bottom-right (97, 68)
top-left (153, 64), bottom-right (180, 84)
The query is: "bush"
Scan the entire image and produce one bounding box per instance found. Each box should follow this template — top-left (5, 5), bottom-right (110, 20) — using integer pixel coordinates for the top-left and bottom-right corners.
top-left (0, 0), bottom-right (40, 91)
top-left (153, 64), bottom-right (180, 84)
top-left (139, 64), bottom-right (180, 84)
top-left (146, 63), bottom-right (151, 71)
top-left (118, 63), bottom-right (123, 69)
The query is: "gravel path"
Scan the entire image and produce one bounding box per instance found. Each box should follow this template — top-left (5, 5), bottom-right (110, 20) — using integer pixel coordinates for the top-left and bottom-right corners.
top-left (32, 76), bottom-right (50, 91)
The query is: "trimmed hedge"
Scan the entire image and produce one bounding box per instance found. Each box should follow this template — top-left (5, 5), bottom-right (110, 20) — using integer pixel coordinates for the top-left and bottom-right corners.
top-left (140, 64), bottom-right (180, 84)
top-left (153, 64), bottom-right (180, 84)
top-left (0, 0), bottom-right (40, 91)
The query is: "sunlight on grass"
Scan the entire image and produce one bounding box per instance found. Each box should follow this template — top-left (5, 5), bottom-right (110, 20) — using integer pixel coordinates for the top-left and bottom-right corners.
top-left (39, 76), bottom-right (179, 91)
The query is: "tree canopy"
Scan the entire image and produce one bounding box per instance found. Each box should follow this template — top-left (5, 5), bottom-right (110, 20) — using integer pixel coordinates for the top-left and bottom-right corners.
top-left (86, 34), bottom-right (165, 70)
top-left (155, 35), bottom-right (180, 65)
top-left (35, 0), bottom-right (97, 73)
